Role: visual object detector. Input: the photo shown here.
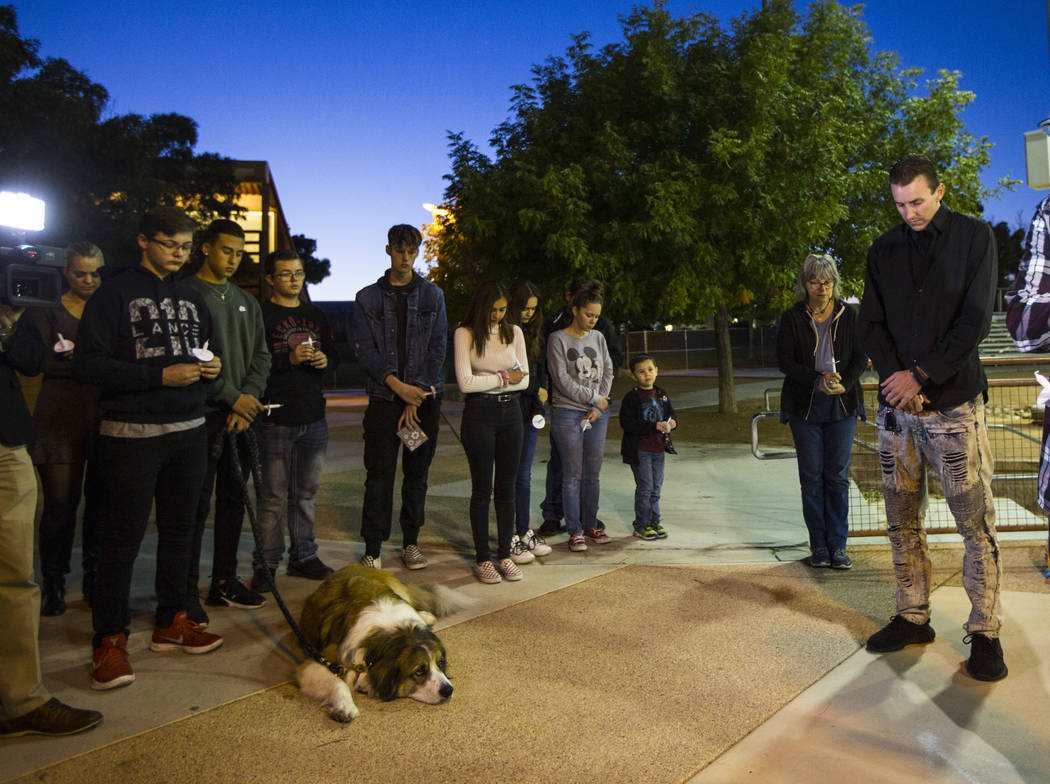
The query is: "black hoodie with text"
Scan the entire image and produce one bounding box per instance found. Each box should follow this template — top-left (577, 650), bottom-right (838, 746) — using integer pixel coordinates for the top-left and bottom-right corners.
top-left (74, 265), bottom-right (215, 424)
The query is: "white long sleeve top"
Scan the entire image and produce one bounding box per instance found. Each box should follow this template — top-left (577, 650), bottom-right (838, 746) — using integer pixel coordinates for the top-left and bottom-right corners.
top-left (454, 324), bottom-right (529, 395)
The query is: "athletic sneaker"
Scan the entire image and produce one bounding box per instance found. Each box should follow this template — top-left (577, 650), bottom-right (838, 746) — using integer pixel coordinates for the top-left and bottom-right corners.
top-left (474, 561), bottom-right (502, 584)
top-left (831, 549), bottom-right (853, 570)
top-left (359, 554), bottom-right (382, 569)
top-left (537, 519), bottom-right (563, 536)
top-left (91, 633), bottom-right (134, 691)
top-left (149, 611), bottom-right (224, 654)
top-left (0, 698), bottom-right (103, 738)
top-left (510, 535), bottom-right (536, 564)
top-left (499, 558), bottom-right (524, 581)
top-left (568, 534), bottom-right (587, 552)
top-left (584, 527), bottom-right (611, 544)
top-left (651, 520), bottom-right (668, 539)
top-left (809, 548), bottom-right (831, 568)
top-left (401, 545), bottom-right (428, 570)
top-left (1043, 544), bottom-right (1050, 579)
top-left (205, 577), bottom-right (266, 609)
top-left (522, 529), bottom-right (552, 556)
top-left (866, 615), bottom-right (935, 653)
top-left (287, 557), bottom-right (334, 580)
top-left (633, 526), bottom-right (659, 541)
top-left (964, 633), bottom-right (1008, 681)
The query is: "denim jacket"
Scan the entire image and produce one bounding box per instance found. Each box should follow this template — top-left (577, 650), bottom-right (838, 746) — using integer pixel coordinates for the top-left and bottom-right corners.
top-left (351, 272), bottom-right (448, 401)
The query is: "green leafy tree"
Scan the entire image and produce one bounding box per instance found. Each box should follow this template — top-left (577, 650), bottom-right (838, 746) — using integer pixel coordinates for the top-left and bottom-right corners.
top-left (292, 234), bottom-right (333, 284)
top-left (0, 6), bottom-right (239, 265)
top-left (429, 0), bottom-right (1012, 411)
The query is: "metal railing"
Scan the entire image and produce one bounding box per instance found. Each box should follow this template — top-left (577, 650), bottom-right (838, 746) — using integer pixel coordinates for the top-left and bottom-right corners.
top-left (752, 357), bottom-right (1050, 535)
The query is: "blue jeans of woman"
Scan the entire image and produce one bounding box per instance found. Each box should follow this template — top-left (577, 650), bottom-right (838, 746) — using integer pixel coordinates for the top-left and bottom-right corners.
top-left (461, 394), bottom-right (523, 562)
top-left (787, 415), bottom-right (856, 552)
top-left (514, 418), bottom-right (539, 537)
top-left (253, 418), bottom-right (329, 570)
top-left (550, 407), bottom-right (609, 536)
top-left (631, 449), bottom-right (665, 530)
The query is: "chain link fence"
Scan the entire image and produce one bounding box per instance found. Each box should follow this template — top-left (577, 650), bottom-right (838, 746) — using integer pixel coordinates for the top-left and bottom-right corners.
top-left (752, 358), bottom-right (1049, 535)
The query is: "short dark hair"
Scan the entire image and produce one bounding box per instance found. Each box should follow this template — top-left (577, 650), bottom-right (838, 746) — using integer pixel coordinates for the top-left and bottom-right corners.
top-left (388, 224), bottom-right (422, 249)
top-left (139, 206), bottom-right (196, 239)
top-left (66, 241), bottom-right (103, 268)
top-left (630, 354), bottom-right (656, 372)
top-left (200, 219), bottom-right (245, 246)
top-left (570, 279), bottom-right (603, 310)
top-left (265, 249), bottom-right (300, 276)
top-left (889, 154), bottom-right (939, 191)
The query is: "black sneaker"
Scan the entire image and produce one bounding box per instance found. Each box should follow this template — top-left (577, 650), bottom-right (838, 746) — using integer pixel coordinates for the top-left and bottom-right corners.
top-left (964, 633), bottom-right (1008, 681)
top-left (40, 577), bottom-right (66, 617)
top-left (866, 615), bottom-right (935, 653)
top-left (287, 557), bottom-right (334, 580)
top-left (205, 578), bottom-right (266, 609)
top-left (537, 519), bottom-right (563, 536)
top-left (250, 566), bottom-right (276, 593)
top-left (0, 698), bottom-right (103, 738)
top-left (830, 549), bottom-right (852, 570)
top-left (809, 548), bottom-right (830, 568)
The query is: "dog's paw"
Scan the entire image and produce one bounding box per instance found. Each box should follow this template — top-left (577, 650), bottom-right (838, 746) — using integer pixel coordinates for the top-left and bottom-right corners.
top-left (418, 610), bottom-right (437, 626)
top-left (328, 704), bottom-right (360, 723)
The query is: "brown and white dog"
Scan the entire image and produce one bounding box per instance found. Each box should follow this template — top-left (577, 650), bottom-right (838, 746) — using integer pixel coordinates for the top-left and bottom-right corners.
top-left (296, 565), bottom-right (463, 723)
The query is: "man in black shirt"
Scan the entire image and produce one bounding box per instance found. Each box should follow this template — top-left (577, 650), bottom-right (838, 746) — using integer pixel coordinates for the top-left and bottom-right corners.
top-left (858, 154), bottom-right (1004, 681)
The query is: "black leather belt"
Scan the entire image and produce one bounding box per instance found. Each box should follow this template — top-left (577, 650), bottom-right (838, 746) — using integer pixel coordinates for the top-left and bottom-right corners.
top-left (465, 392), bottom-right (519, 403)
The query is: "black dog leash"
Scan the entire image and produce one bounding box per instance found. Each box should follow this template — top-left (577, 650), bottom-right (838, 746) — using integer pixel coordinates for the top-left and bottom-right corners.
top-left (224, 427), bottom-right (347, 677)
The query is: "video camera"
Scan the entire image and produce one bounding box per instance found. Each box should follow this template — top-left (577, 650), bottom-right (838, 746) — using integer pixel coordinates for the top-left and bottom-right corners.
top-left (0, 191), bottom-right (64, 308)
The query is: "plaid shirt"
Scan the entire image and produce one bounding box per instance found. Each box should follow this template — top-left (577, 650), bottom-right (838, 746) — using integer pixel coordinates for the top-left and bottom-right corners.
top-left (1005, 194), bottom-right (1050, 513)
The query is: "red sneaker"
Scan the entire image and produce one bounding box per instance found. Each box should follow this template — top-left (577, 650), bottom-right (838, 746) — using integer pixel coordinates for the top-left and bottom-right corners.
top-left (150, 611), bottom-right (223, 654)
top-left (584, 527), bottom-right (611, 544)
top-left (92, 633), bottom-right (135, 690)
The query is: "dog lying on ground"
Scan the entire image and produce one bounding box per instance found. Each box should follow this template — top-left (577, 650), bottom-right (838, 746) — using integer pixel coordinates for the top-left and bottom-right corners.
top-left (296, 564), bottom-right (465, 723)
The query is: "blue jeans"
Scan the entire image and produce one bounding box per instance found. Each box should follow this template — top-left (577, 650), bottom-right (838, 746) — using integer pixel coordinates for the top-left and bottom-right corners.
top-left (253, 418), bottom-right (329, 569)
top-left (787, 415), bottom-right (856, 552)
top-left (550, 407), bottom-right (609, 536)
top-left (515, 419), bottom-right (539, 536)
top-left (631, 449), bottom-right (665, 529)
top-left (877, 398), bottom-right (1000, 635)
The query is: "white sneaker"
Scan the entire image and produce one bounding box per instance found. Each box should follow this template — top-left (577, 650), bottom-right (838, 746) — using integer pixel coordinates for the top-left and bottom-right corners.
top-left (522, 529), bottom-right (552, 557)
top-left (498, 558), bottom-right (524, 581)
top-left (509, 535), bottom-right (535, 564)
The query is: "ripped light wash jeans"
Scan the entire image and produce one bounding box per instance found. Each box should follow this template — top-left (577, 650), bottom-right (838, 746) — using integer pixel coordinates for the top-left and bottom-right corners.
top-left (877, 397), bottom-right (1001, 636)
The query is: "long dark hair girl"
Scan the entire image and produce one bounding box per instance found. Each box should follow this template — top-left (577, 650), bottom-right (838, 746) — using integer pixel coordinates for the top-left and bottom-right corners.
top-left (461, 280), bottom-right (514, 357)
top-left (508, 279), bottom-right (544, 363)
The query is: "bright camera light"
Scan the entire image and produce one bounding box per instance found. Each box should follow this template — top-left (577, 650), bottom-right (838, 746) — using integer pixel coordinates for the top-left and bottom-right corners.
top-left (664, 323), bottom-right (674, 332)
top-left (0, 191), bottom-right (46, 231)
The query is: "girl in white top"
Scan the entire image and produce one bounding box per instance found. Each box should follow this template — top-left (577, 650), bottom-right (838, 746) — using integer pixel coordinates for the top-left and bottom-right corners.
top-left (454, 282), bottom-right (529, 584)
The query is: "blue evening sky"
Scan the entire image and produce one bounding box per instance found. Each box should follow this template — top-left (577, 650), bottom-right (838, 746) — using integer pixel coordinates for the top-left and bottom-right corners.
top-left (12, 0), bottom-right (1049, 300)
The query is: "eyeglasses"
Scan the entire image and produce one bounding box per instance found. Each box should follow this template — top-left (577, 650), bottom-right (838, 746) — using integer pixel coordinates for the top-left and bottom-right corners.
top-left (273, 270), bottom-right (306, 281)
top-left (150, 238), bottom-right (193, 254)
top-left (806, 279), bottom-right (833, 288)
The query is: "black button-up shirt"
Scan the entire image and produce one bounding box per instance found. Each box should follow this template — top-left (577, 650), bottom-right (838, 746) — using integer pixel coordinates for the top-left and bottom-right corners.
top-left (858, 204), bottom-right (998, 410)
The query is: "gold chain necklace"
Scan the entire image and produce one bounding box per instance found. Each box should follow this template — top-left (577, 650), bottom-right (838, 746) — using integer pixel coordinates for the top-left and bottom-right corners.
top-left (807, 299), bottom-right (832, 319)
top-left (211, 281), bottom-right (231, 302)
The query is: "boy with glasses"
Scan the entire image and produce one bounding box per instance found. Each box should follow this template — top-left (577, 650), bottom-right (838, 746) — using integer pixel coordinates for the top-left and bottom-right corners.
top-left (74, 206), bottom-right (224, 690)
top-left (250, 250), bottom-right (338, 590)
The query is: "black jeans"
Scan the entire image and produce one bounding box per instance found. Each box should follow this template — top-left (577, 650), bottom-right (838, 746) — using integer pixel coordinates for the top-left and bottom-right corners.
top-left (188, 411), bottom-right (256, 594)
top-left (360, 395), bottom-right (441, 557)
top-left (91, 425), bottom-right (206, 647)
top-left (461, 394), bottom-right (523, 562)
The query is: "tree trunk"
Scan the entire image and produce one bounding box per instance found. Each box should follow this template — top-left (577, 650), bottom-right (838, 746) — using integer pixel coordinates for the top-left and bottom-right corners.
top-left (714, 302), bottom-right (737, 413)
